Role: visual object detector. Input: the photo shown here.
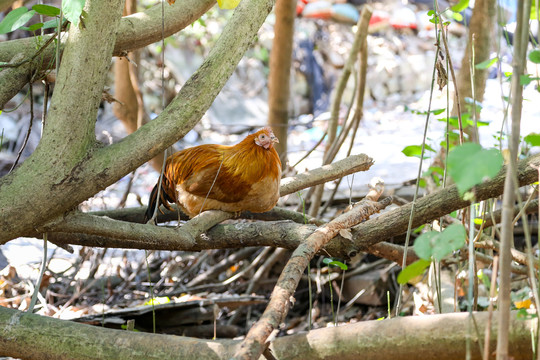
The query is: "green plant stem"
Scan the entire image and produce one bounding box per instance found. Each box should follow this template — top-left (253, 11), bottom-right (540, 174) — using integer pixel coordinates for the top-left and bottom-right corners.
top-left (328, 272), bottom-right (335, 325)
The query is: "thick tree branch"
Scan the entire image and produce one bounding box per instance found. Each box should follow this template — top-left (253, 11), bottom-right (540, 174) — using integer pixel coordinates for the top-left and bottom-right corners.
top-left (0, 53), bottom-right (33, 109)
top-left (24, 153), bottom-right (373, 247)
top-left (39, 220), bottom-right (328, 253)
top-left (0, 306), bottom-right (534, 360)
top-left (0, 0), bottom-right (125, 242)
top-left (38, 212), bottom-right (196, 248)
top-left (280, 154), bottom-right (373, 196)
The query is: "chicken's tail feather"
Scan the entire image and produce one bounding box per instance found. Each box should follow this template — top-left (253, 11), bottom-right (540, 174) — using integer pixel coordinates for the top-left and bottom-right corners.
top-left (145, 181), bottom-right (176, 223)
top-left (145, 183), bottom-right (160, 223)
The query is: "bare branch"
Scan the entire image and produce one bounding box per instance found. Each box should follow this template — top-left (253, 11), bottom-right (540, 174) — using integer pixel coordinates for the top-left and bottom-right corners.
top-left (280, 154), bottom-right (373, 196)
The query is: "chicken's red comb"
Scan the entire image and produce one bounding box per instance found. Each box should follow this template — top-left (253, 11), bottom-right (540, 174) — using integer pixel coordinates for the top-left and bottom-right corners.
top-left (258, 126), bottom-right (275, 136)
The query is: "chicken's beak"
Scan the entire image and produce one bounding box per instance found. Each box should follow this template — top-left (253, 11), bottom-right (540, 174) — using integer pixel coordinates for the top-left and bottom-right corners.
top-left (272, 136), bottom-right (279, 144)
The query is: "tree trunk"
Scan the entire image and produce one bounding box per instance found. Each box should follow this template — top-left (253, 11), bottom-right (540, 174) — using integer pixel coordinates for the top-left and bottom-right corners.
top-left (0, 306), bottom-right (534, 360)
top-left (452, 0), bottom-right (496, 141)
top-left (267, 0), bottom-right (296, 165)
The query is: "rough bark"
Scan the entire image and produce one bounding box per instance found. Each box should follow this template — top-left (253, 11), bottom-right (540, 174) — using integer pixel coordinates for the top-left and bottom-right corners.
top-left (0, 299), bottom-right (533, 359)
top-left (0, 53), bottom-right (34, 110)
top-left (0, 0), bottom-right (276, 244)
top-left (267, 0), bottom-right (296, 163)
top-left (0, 0), bottom-right (126, 239)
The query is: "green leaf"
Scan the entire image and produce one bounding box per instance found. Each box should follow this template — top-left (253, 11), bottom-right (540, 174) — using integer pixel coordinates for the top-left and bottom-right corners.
top-left (402, 144), bottom-right (436, 158)
top-left (475, 57), bottom-right (498, 70)
top-left (414, 224), bottom-right (466, 261)
top-left (529, 50), bottom-right (540, 64)
top-left (451, 0), bottom-right (469, 12)
top-left (327, 261), bottom-right (348, 270)
top-left (408, 107), bottom-right (446, 115)
top-left (429, 166), bottom-right (444, 176)
top-left (32, 4), bottom-right (61, 17)
top-left (42, 19), bottom-right (61, 30)
top-left (414, 232), bottom-right (438, 260)
top-left (120, 324), bottom-right (140, 331)
top-left (323, 258), bottom-right (348, 270)
top-left (477, 120), bottom-right (490, 127)
top-left (520, 74), bottom-right (532, 85)
top-left (62, 0), bottom-right (85, 26)
top-left (432, 108), bottom-right (446, 115)
top-left (524, 133), bottom-right (540, 146)
top-left (432, 224), bottom-right (466, 261)
top-left (452, 12), bottom-right (463, 21)
top-left (397, 259), bottom-right (431, 284)
top-left (0, 7), bottom-right (36, 34)
top-left (23, 22), bottom-right (43, 32)
top-left (447, 143), bottom-right (503, 195)
top-left (516, 308), bottom-right (538, 320)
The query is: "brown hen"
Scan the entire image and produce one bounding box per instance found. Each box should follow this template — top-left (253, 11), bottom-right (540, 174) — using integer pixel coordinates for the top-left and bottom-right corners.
top-left (146, 127), bottom-right (282, 221)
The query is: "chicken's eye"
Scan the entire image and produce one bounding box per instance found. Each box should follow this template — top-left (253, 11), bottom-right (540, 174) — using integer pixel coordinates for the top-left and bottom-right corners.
top-left (261, 135), bottom-right (266, 139)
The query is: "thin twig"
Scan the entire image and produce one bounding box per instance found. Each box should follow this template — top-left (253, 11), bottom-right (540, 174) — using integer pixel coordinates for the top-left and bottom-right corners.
top-left (8, 82), bottom-right (34, 173)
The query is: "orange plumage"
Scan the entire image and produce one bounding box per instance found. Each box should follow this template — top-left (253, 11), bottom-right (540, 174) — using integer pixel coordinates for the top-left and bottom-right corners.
top-left (146, 127), bottom-right (282, 220)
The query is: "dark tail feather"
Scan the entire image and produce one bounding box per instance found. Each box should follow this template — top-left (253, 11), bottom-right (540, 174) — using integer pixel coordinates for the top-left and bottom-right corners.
top-left (145, 183), bottom-right (160, 223)
top-left (145, 181), bottom-right (176, 223)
